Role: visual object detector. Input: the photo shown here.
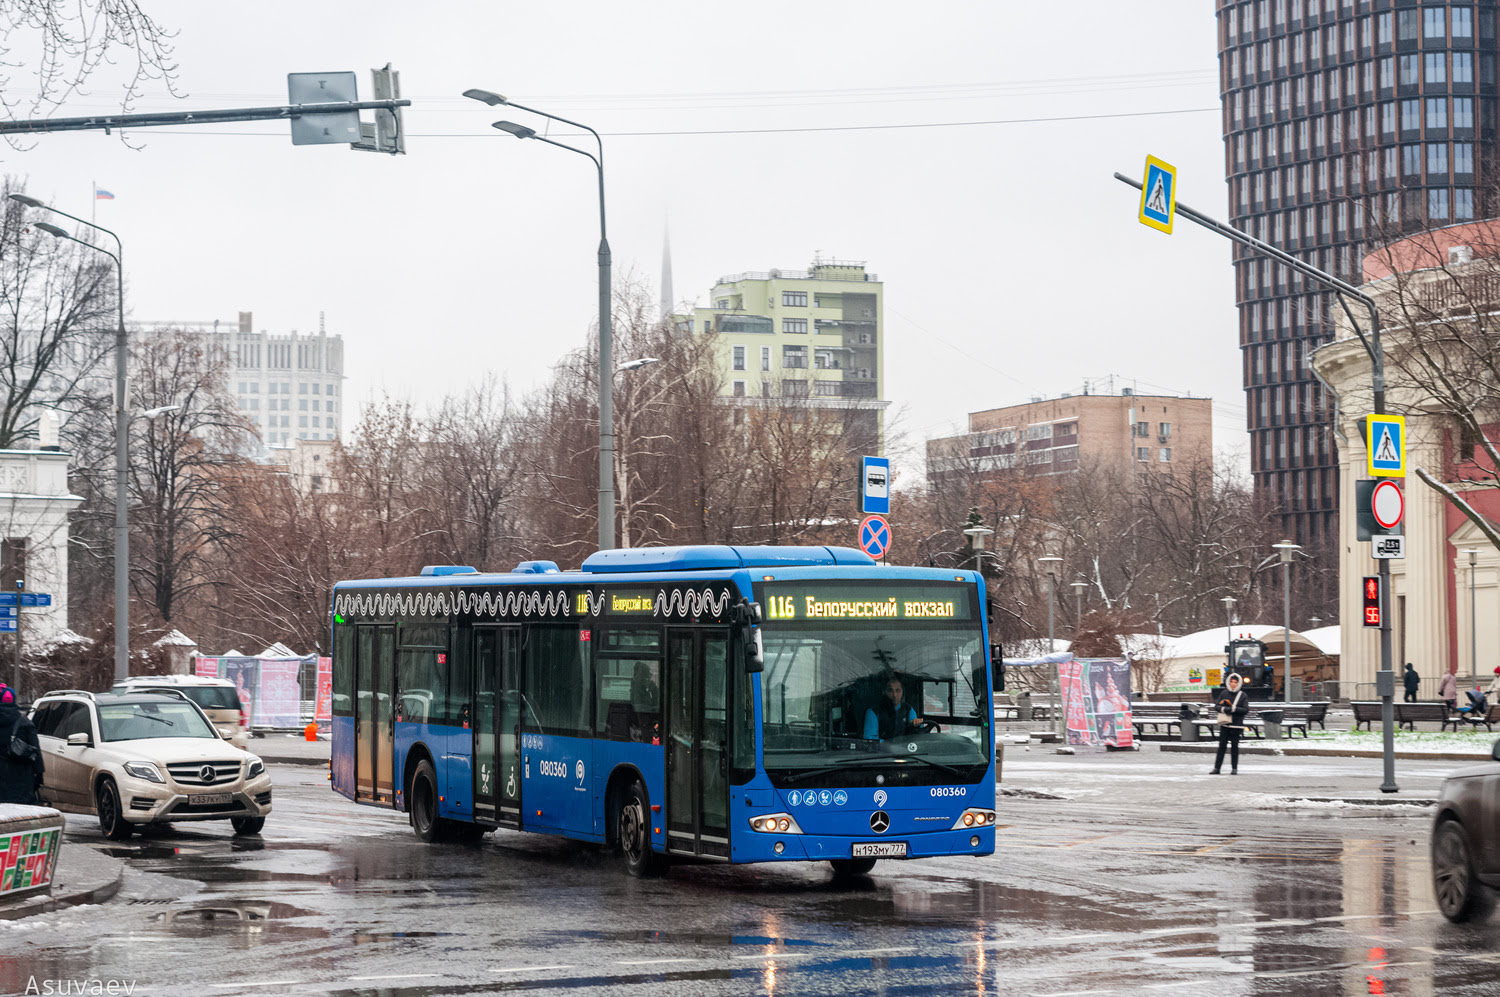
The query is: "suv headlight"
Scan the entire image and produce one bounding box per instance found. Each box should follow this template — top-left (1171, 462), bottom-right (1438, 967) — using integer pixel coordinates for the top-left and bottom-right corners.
top-left (246, 756), bottom-right (265, 778)
top-left (123, 761), bottom-right (165, 784)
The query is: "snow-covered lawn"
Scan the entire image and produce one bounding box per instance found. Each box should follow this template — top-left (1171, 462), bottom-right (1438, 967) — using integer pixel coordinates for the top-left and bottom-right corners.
top-left (1301, 727), bottom-right (1499, 754)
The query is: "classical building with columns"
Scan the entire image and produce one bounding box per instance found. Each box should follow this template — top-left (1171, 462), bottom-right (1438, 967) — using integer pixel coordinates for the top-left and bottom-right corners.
top-left (0, 442), bottom-right (84, 648)
top-left (1314, 220), bottom-right (1500, 694)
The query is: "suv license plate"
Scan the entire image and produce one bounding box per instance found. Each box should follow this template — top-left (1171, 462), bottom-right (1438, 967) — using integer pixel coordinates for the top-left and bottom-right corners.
top-left (852, 842), bottom-right (907, 858)
top-left (193, 793), bottom-right (232, 806)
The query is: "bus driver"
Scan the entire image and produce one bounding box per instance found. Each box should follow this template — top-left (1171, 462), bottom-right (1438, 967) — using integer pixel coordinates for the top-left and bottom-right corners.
top-left (864, 674), bottom-right (921, 740)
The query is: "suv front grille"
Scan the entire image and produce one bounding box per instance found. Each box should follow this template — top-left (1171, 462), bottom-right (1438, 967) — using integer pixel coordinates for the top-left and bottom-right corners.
top-left (166, 761), bottom-right (241, 786)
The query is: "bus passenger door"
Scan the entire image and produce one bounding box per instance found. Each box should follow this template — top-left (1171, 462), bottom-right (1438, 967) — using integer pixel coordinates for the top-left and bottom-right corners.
top-left (665, 629), bottom-right (730, 858)
top-left (472, 628), bottom-right (498, 821)
top-left (474, 626), bottom-right (523, 826)
top-left (497, 628), bottom-right (522, 825)
top-left (356, 624), bottom-right (396, 804)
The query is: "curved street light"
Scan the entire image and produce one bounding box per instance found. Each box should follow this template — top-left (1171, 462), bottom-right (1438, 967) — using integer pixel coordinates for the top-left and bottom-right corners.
top-left (468, 87), bottom-right (616, 550)
top-left (13, 194), bottom-right (131, 683)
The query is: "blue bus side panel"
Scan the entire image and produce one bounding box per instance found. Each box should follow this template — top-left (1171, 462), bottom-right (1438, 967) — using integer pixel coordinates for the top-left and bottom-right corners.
top-left (439, 726), bottom-right (473, 819)
top-left (587, 741), bottom-right (666, 844)
top-left (520, 733), bottom-right (598, 841)
top-left (331, 715), bottom-right (355, 800)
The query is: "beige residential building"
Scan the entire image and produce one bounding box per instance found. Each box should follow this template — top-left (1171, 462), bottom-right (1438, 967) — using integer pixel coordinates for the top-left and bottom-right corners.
top-left (927, 390), bottom-right (1213, 482)
top-left (686, 259), bottom-right (888, 453)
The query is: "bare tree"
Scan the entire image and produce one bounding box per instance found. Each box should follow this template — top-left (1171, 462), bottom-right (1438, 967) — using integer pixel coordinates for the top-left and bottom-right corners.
top-left (127, 328), bottom-right (253, 624)
top-left (0, 181), bottom-right (115, 448)
top-left (425, 377), bottom-right (526, 569)
top-left (0, 0), bottom-right (178, 130)
top-left (1353, 221), bottom-right (1500, 553)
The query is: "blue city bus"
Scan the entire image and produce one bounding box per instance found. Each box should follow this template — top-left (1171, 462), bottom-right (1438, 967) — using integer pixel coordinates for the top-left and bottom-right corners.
top-left (329, 545), bottom-right (996, 876)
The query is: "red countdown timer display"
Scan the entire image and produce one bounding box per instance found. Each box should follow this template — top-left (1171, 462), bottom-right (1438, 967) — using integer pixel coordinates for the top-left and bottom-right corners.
top-left (1362, 576), bottom-right (1382, 628)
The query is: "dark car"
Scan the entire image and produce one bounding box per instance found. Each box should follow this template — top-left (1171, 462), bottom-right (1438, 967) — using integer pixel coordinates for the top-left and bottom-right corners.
top-left (1431, 737), bottom-right (1500, 923)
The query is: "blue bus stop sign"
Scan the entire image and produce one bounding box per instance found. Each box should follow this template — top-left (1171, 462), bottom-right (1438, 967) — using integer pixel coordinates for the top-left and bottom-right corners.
top-left (860, 456), bottom-right (890, 515)
top-left (859, 514), bottom-right (891, 560)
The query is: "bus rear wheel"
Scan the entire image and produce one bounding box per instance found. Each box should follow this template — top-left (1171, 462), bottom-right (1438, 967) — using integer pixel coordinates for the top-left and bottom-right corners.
top-left (830, 857), bottom-right (877, 877)
top-left (618, 778), bottom-right (664, 877)
top-left (410, 759), bottom-right (448, 843)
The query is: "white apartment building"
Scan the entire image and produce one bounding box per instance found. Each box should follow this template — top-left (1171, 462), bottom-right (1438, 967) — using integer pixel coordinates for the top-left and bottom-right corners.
top-left (134, 311), bottom-right (346, 456)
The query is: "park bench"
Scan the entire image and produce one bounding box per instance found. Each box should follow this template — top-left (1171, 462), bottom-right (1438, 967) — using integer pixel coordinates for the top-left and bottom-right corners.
top-left (1397, 701), bottom-right (1451, 730)
top-left (1352, 701), bottom-right (1386, 730)
top-left (1444, 702), bottom-right (1500, 733)
top-left (1129, 703), bottom-right (1186, 737)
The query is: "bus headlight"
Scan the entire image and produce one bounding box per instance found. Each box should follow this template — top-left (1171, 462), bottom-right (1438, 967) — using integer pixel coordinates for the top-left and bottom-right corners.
top-left (748, 812), bottom-right (803, 834)
top-left (952, 808), bottom-right (994, 829)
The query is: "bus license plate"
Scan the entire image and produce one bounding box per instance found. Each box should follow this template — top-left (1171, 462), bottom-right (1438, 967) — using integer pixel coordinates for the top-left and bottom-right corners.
top-left (193, 793), bottom-right (232, 806)
top-left (853, 841), bottom-right (907, 858)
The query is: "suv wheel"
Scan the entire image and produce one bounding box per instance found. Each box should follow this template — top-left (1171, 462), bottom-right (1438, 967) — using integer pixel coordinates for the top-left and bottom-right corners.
top-left (96, 778), bottom-right (134, 841)
top-left (1434, 819), bottom-right (1493, 923)
top-left (230, 816), bottom-right (265, 836)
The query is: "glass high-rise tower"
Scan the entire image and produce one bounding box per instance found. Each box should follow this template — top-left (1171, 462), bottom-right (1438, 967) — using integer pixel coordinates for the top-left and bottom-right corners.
top-left (1216, 0), bottom-right (1493, 559)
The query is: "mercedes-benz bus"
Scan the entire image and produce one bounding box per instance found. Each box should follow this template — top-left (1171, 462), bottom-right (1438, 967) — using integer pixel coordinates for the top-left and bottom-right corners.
top-left (330, 545), bottom-right (996, 876)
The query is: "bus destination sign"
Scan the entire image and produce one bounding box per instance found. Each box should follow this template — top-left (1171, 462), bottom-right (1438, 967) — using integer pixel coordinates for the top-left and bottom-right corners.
top-left (759, 583), bottom-right (973, 622)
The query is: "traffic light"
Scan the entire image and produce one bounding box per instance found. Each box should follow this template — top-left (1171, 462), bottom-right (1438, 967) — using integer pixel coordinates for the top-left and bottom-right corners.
top-left (1362, 575), bottom-right (1382, 628)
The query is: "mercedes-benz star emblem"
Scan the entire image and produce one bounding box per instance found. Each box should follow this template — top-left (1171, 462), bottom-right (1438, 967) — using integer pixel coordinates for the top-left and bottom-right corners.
top-left (869, 810), bottom-right (890, 834)
top-left (200, 764), bottom-right (215, 783)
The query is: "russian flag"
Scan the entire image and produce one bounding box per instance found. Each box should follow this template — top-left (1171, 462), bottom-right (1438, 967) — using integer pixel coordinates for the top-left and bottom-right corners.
top-left (95, 189), bottom-right (115, 200)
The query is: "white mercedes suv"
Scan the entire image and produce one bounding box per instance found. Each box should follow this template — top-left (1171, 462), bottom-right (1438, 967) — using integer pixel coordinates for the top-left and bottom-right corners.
top-left (30, 689), bottom-right (272, 839)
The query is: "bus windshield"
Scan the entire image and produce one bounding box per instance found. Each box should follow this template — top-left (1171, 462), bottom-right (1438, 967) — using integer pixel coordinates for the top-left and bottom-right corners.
top-left (759, 622), bottom-right (989, 788)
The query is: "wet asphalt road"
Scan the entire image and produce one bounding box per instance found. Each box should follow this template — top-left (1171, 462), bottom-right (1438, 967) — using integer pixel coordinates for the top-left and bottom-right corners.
top-left (6, 750), bottom-right (1500, 996)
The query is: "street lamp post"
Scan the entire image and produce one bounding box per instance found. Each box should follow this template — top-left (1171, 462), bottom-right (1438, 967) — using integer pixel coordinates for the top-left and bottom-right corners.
top-left (1071, 579), bottom-right (1087, 630)
top-left (1038, 555), bottom-right (1063, 738)
top-left (465, 88), bottom-right (616, 550)
top-left (1273, 539), bottom-right (1302, 702)
top-left (1220, 595), bottom-right (1237, 647)
top-left (1460, 548), bottom-right (1480, 682)
top-left (12, 195), bottom-right (130, 683)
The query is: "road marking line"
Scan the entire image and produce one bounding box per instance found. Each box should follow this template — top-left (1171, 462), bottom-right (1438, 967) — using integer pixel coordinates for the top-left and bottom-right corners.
top-left (1252, 919), bottom-right (1314, 928)
top-left (618, 958), bottom-right (693, 966)
top-left (1145, 983), bottom-right (1205, 990)
top-left (843, 947), bottom-right (916, 956)
top-left (732, 952), bottom-right (814, 961)
top-left (1039, 990), bottom-right (1113, 996)
top-left (210, 984), bottom-right (303, 989)
top-left (348, 975), bottom-right (438, 981)
top-left (492, 965), bottom-right (574, 973)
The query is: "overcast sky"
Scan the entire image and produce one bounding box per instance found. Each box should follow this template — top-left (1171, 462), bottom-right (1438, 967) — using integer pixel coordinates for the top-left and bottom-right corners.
top-left (5, 1), bottom-right (1242, 485)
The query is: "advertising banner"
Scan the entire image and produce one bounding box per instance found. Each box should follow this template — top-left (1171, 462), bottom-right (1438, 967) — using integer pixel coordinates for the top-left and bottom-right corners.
top-left (1060, 657), bottom-right (1134, 749)
top-left (222, 657), bottom-right (260, 726)
top-left (0, 824), bottom-right (60, 896)
top-left (258, 658), bottom-right (304, 729)
top-left (314, 656), bottom-right (333, 723)
top-left (194, 655), bottom-right (221, 679)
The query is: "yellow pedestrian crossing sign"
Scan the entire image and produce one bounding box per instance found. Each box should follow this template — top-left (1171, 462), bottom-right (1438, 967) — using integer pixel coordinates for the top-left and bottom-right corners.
top-left (1138, 155), bottom-right (1177, 234)
top-left (1366, 413), bottom-right (1405, 477)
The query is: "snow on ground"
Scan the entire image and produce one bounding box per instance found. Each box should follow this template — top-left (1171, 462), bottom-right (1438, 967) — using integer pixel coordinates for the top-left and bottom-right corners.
top-left (1300, 728), bottom-right (1499, 755)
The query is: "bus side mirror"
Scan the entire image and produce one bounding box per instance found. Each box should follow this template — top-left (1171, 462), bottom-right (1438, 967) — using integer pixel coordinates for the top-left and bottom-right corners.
top-left (736, 598), bottom-right (764, 672)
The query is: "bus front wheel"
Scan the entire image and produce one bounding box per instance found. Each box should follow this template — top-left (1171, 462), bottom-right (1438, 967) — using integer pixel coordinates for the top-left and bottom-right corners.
top-left (618, 778), bottom-right (665, 877)
top-left (410, 759), bottom-right (447, 843)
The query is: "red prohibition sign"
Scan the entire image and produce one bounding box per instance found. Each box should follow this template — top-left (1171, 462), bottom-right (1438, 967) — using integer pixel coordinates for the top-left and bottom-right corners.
top-left (1371, 479), bottom-right (1403, 530)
